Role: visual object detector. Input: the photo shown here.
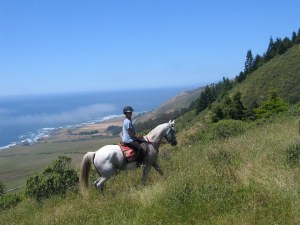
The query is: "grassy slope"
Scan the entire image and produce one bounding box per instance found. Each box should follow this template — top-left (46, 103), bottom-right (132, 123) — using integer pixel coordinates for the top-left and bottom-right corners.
top-left (233, 45), bottom-right (300, 106)
top-left (1, 116), bottom-right (299, 224)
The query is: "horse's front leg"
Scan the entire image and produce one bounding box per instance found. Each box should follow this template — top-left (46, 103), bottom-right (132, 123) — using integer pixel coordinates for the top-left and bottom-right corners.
top-left (153, 162), bottom-right (164, 176)
top-left (141, 165), bottom-right (152, 185)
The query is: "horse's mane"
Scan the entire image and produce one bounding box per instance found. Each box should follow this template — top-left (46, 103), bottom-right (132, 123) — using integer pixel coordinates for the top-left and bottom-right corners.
top-left (147, 123), bottom-right (169, 138)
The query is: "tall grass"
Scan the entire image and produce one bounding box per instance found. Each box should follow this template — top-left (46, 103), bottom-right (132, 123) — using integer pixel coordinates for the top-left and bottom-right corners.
top-left (1, 116), bottom-right (300, 224)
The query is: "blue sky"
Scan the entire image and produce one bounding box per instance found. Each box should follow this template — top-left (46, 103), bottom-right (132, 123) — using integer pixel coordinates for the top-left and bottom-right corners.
top-left (0, 0), bottom-right (299, 96)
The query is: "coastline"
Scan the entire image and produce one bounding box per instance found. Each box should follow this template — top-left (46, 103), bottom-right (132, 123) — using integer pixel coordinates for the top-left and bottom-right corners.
top-left (40, 116), bottom-right (124, 143)
top-left (0, 115), bottom-right (125, 150)
top-left (0, 118), bottom-right (124, 191)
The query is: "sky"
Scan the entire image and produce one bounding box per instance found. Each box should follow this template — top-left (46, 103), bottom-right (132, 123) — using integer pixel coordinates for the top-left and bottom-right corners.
top-left (0, 0), bottom-right (300, 96)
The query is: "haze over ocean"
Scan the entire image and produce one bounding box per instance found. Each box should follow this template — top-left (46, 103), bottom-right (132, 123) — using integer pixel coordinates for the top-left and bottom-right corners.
top-left (0, 87), bottom-right (192, 149)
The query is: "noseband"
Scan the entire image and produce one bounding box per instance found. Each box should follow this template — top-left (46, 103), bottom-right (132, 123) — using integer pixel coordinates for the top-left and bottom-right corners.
top-left (165, 127), bottom-right (177, 145)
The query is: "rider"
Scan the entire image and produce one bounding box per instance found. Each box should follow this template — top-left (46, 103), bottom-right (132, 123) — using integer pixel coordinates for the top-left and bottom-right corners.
top-left (121, 106), bottom-right (144, 166)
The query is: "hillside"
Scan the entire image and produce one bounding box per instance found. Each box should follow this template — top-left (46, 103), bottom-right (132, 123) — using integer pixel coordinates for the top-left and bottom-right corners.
top-left (234, 44), bottom-right (300, 107)
top-left (135, 86), bottom-right (203, 124)
top-left (1, 115), bottom-right (299, 224)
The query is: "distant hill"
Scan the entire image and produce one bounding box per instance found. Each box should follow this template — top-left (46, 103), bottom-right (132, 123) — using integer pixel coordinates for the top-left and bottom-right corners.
top-left (135, 86), bottom-right (204, 124)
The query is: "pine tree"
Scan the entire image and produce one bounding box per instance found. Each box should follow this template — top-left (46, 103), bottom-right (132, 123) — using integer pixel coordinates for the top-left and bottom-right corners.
top-left (275, 38), bottom-right (285, 55)
top-left (292, 31), bottom-right (297, 44)
top-left (297, 28), bottom-right (300, 44)
top-left (195, 91), bottom-right (208, 114)
top-left (265, 37), bottom-right (275, 61)
top-left (283, 37), bottom-right (292, 50)
top-left (235, 71), bottom-right (246, 83)
top-left (231, 92), bottom-right (246, 120)
top-left (252, 54), bottom-right (263, 71)
top-left (244, 50), bottom-right (254, 74)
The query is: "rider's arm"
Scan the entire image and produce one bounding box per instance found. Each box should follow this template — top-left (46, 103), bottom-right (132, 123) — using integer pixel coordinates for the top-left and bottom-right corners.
top-left (127, 128), bottom-right (139, 140)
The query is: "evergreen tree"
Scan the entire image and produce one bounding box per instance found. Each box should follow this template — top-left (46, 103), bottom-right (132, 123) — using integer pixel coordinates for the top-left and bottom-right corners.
top-left (211, 104), bottom-right (224, 123)
top-left (195, 91), bottom-right (209, 114)
top-left (244, 50), bottom-right (254, 74)
top-left (275, 38), bottom-right (285, 55)
top-left (235, 71), bottom-right (246, 83)
top-left (220, 77), bottom-right (232, 96)
top-left (252, 54), bottom-right (263, 71)
top-left (265, 37), bottom-right (275, 61)
top-left (292, 31), bottom-right (297, 44)
top-left (297, 28), bottom-right (300, 44)
top-left (195, 85), bottom-right (216, 114)
top-left (283, 37), bottom-right (292, 50)
top-left (231, 92), bottom-right (246, 120)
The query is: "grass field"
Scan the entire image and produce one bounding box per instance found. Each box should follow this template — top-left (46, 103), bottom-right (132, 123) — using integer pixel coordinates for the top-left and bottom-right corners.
top-left (0, 136), bottom-right (120, 191)
top-left (1, 115), bottom-right (300, 224)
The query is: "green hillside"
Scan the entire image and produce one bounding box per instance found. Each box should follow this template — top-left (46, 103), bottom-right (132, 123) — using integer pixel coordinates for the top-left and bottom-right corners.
top-left (1, 115), bottom-right (300, 224)
top-left (235, 45), bottom-right (300, 107)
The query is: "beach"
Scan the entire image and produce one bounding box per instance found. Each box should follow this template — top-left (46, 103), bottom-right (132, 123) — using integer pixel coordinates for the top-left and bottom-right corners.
top-left (38, 116), bottom-right (124, 143)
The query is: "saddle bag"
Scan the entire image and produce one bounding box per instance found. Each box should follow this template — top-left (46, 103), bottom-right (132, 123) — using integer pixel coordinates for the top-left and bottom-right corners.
top-left (119, 143), bottom-right (136, 163)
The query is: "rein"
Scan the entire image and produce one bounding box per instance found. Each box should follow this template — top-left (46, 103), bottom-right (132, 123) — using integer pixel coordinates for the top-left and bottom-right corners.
top-left (143, 136), bottom-right (161, 151)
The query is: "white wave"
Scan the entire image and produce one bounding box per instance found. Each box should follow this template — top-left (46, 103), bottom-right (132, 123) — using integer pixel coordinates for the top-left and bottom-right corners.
top-left (0, 113), bottom-right (124, 151)
top-left (0, 142), bottom-right (17, 150)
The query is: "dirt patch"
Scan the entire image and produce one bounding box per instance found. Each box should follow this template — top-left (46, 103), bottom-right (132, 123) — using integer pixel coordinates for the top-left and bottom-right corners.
top-left (38, 116), bottom-right (124, 143)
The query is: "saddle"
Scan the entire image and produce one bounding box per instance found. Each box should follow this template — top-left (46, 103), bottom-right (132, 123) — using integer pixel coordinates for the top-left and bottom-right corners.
top-left (119, 142), bottom-right (147, 163)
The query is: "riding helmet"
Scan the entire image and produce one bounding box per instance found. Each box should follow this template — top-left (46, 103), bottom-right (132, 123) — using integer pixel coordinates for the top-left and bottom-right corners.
top-left (123, 106), bottom-right (134, 114)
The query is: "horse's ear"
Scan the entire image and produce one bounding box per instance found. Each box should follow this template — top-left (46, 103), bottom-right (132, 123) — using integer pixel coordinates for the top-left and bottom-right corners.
top-left (168, 120), bottom-right (175, 127)
top-left (171, 120), bottom-right (175, 127)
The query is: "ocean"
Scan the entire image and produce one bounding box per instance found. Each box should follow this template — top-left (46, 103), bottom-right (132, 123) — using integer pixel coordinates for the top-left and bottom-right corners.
top-left (0, 87), bottom-right (190, 150)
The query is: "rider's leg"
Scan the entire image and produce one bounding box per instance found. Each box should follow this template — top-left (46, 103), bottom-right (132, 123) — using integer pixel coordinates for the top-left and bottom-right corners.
top-left (126, 141), bottom-right (144, 165)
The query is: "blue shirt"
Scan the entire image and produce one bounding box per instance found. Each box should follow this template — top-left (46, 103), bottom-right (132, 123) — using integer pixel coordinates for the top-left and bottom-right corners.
top-left (122, 118), bottom-right (136, 143)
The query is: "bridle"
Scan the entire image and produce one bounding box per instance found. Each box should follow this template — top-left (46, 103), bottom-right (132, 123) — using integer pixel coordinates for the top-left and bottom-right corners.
top-left (143, 126), bottom-right (177, 151)
top-left (164, 127), bottom-right (177, 146)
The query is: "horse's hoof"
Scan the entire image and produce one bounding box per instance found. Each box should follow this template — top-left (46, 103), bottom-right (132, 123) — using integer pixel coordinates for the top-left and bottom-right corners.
top-left (93, 181), bottom-right (98, 189)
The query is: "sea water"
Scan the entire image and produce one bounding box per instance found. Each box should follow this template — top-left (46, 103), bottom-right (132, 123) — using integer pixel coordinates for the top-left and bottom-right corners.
top-left (0, 87), bottom-right (190, 149)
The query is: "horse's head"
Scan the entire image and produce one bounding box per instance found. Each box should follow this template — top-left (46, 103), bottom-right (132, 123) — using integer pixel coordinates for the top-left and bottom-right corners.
top-left (164, 120), bottom-right (177, 146)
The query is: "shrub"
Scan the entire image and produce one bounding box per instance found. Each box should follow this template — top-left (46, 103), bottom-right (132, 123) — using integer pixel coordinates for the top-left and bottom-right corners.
top-left (0, 181), bottom-right (5, 196)
top-left (211, 92), bottom-right (247, 122)
top-left (286, 144), bottom-right (300, 167)
top-left (254, 91), bottom-right (288, 119)
top-left (25, 155), bottom-right (79, 201)
top-left (0, 194), bottom-right (21, 210)
top-left (288, 102), bottom-right (300, 116)
top-left (106, 125), bottom-right (122, 135)
top-left (78, 130), bottom-right (99, 135)
top-left (196, 119), bottom-right (249, 142)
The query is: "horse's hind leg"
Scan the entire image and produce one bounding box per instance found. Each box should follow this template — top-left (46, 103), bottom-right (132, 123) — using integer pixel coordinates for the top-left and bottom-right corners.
top-left (141, 165), bottom-right (152, 185)
top-left (153, 162), bottom-right (164, 176)
top-left (94, 177), bottom-right (108, 193)
top-left (94, 167), bottom-right (117, 193)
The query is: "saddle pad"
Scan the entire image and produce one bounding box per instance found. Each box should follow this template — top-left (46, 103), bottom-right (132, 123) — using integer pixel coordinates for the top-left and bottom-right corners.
top-left (119, 143), bottom-right (136, 162)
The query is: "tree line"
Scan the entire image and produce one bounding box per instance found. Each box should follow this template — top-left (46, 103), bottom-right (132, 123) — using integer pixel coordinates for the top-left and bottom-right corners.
top-left (236, 28), bottom-right (300, 83)
top-left (190, 27), bottom-right (300, 118)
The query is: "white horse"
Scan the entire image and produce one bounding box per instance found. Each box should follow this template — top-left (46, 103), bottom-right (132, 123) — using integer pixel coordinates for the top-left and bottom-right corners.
top-left (80, 120), bottom-right (177, 194)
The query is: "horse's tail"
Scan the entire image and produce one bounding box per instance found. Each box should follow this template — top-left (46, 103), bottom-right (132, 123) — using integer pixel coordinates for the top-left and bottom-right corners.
top-left (80, 151), bottom-right (95, 196)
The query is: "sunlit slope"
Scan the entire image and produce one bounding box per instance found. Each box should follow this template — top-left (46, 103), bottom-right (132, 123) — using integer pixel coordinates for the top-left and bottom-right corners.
top-left (1, 116), bottom-right (299, 224)
top-left (234, 45), bottom-right (300, 106)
